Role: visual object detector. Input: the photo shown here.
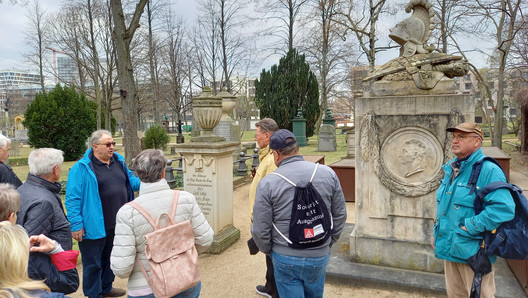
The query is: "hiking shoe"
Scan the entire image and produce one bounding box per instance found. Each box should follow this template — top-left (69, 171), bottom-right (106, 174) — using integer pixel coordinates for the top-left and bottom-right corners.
top-left (256, 285), bottom-right (272, 298)
top-left (102, 288), bottom-right (126, 297)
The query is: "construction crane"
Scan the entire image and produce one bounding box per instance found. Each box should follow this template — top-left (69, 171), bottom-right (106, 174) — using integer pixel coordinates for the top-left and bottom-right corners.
top-left (45, 47), bottom-right (68, 85)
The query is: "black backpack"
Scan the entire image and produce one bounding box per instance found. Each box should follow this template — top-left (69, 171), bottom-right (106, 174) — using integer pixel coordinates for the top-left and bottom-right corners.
top-left (469, 157), bottom-right (528, 259)
top-left (271, 163), bottom-right (333, 248)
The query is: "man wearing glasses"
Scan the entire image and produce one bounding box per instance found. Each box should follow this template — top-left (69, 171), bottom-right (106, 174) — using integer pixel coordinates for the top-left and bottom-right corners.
top-left (432, 122), bottom-right (515, 297)
top-left (65, 130), bottom-right (140, 298)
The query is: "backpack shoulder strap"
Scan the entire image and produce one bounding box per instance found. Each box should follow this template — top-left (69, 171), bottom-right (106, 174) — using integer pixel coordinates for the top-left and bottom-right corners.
top-left (272, 222), bottom-right (293, 245)
top-left (474, 181), bottom-right (514, 215)
top-left (469, 156), bottom-right (504, 195)
top-left (309, 163), bottom-right (319, 182)
top-left (168, 190), bottom-right (180, 224)
top-left (128, 201), bottom-right (159, 229)
top-left (270, 172), bottom-right (297, 187)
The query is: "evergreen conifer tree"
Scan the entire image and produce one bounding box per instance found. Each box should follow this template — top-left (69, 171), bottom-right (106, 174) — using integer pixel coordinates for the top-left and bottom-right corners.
top-left (255, 49), bottom-right (320, 137)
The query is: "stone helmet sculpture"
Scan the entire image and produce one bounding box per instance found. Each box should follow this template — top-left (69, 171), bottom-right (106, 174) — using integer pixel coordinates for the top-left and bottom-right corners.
top-left (389, 0), bottom-right (434, 57)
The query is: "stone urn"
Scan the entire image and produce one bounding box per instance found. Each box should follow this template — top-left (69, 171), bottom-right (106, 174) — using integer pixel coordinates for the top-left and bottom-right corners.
top-left (191, 86), bottom-right (225, 142)
top-left (217, 88), bottom-right (236, 121)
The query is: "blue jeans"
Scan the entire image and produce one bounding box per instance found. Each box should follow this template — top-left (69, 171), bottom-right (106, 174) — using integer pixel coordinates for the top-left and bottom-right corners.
top-left (78, 230), bottom-right (115, 298)
top-left (127, 282), bottom-right (201, 298)
top-left (271, 251), bottom-right (330, 298)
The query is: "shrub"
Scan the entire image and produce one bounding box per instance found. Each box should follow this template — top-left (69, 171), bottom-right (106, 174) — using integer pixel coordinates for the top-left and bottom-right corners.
top-left (23, 85), bottom-right (96, 161)
top-left (143, 125), bottom-right (170, 150)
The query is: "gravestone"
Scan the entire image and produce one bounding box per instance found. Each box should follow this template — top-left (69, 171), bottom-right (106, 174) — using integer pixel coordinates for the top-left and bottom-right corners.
top-left (343, 127), bottom-right (355, 159)
top-left (175, 87), bottom-right (240, 254)
top-left (351, 0), bottom-right (472, 273)
top-left (15, 130), bottom-right (28, 142)
top-left (317, 124), bottom-right (336, 151)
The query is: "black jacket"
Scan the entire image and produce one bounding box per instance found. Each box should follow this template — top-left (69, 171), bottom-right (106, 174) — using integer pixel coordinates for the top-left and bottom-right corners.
top-left (16, 174), bottom-right (79, 294)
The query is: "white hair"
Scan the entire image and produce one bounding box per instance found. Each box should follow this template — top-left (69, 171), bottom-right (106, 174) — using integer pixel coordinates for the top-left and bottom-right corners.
top-left (28, 148), bottom-right (64, 177)
top-left (0, 134), bottom-right (11, 149)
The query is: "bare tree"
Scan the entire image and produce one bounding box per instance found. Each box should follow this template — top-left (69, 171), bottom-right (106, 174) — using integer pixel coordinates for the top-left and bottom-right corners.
top-left (87, 0), bottom-right (103, 129)
top-left (193, 0), bottom-right (221, 93)
top-left (430, 0), bottom-right (473, 53)
top-left (110, 0), bottom-right (148, 162)
top-left (471, 0), bottom-right (524, 147)
top-left (24, 0), bottom-right (49, 91)
top-left (253, 0), bottom-right (310, 54)
top-left (332, 0), bottom-right (394, 71)
top-left (217, 0), bottom-right (246, 91)
top-left (159, 9), bottom-right (190, 121)
top-left (301, 0), bottom-right (357, 126)
top-left (145, 0), bottom-right (167, 125)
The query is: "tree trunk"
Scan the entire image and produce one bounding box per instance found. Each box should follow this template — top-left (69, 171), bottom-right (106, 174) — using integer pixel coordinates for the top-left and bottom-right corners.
top-left (88, 0), bottom-right (103, 130)
top-left (110, 0), bottom-right (148, 163)
top-left (522, 104), bottom-right (528, 154)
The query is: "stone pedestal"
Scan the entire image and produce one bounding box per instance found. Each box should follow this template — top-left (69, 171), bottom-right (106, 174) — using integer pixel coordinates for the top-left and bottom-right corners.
top-left (175, 141), bottom-right (240, 254)
top-left (318, 124), bottom-right (336, 151)
top-left (351, 93), bottom-right (474, 273)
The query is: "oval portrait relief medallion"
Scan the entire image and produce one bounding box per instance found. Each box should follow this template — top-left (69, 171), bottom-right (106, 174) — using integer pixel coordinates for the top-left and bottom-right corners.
top-left (379, 127), bottom-right (443, 194)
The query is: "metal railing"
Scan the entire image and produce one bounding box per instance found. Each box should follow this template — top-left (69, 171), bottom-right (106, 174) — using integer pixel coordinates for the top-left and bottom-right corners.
top-left (165, 156), bottom-right (183, 187)
top-left (233, 148), bottom-right (259, 176)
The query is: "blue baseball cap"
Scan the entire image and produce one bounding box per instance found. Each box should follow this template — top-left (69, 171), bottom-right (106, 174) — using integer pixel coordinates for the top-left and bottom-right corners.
top-left (270, 129), bottom-right (297, 149)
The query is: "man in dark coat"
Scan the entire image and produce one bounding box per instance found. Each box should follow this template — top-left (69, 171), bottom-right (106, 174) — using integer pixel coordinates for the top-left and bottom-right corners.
top-left (17, 148), bottom-right (79, 294)
top-left (0, 134), bottom-right (22, 188)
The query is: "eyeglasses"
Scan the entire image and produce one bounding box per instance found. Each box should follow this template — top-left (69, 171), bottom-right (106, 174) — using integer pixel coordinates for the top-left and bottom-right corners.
top-left (452, 134), bottom-right (480, 141)
top-left (97, 142), bottom-right (116, 147)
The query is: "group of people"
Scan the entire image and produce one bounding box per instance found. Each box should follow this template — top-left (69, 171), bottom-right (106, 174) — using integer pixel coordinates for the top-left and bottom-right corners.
top-left (0, 130), bottom-right (213, 298)
top-left (0, 121), bottom-right (518, 298)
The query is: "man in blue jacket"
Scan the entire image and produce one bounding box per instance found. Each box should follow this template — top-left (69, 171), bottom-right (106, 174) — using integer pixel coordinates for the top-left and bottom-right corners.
top-left (65, 130), bottom-right (140, 298)
top-left (432, 122), bottom-right (515, 297)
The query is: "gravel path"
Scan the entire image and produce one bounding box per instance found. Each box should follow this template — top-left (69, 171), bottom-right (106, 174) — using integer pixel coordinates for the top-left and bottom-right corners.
top-left (69, 183), bottom-right (438, 298)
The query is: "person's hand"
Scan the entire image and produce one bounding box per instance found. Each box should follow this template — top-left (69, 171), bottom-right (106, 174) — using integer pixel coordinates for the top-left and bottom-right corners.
top-left (460, 226), bottom-right (468, 232)
top-left (430, 236), bottom-right (435, 249)
top-left (29, 234), bottom-right (56, 253)
top-left (72, 228), bottom-right (85, 242)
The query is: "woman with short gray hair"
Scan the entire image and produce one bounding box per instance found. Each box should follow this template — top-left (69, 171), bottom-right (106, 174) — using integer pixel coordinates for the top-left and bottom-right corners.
top-left (111, 149), bottom-right (213, 298)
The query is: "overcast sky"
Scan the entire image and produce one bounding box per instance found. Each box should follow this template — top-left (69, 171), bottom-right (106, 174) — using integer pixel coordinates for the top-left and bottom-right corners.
top-left (0, 1), bottom-right (491, 73)
top-left (0, 1), bottom-right (197, 71)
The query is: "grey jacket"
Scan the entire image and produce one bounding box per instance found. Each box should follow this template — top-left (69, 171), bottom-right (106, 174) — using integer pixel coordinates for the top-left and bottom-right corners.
top-left (251, 155), bottom-right (347, 258)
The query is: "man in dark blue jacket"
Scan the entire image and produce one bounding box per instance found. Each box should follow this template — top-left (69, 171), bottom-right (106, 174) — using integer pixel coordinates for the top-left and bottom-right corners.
top-left (17, 148), bottom-right (79, 294)
top-left (65, 130), bottom-right (140, 298)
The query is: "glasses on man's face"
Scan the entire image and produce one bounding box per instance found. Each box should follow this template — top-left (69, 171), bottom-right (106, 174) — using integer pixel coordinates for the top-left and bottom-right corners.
top-left (452, 134), bottom-right (479, 141)
top-left (97, 142), bottom-right (116, 148)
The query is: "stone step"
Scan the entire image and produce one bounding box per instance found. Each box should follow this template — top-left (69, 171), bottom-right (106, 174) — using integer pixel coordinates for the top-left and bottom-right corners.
top-left (326, 223), bottom-right (527, 298)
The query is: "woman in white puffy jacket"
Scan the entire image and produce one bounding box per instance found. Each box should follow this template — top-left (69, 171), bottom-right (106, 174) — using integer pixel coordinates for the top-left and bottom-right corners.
top-left (110, 149), bottom-right (213, 298)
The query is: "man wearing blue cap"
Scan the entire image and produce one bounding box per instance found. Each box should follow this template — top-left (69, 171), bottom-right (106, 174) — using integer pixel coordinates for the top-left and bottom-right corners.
top-left (251, 129), bottom-right (347, 297)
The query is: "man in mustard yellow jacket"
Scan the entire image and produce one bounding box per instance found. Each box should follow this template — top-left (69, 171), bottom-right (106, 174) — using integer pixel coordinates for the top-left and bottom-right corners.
top-left (249, 118), bottom-right (279, 298)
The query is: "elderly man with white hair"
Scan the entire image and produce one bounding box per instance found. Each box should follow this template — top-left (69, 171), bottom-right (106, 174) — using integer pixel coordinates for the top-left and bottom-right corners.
top-left (16, 148), bottom-right (79, 294)
top-left (0, 134), bottom-right (22, 187)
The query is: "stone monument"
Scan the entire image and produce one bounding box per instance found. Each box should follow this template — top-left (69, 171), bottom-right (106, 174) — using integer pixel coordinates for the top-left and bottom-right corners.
top-left (318, 109), bottom-right (337, 152)
top-left (213, 88), bottom-right (241, 143)
top-left (351, 0), bottom-right (472, 273)
top-left (318, 124), bottom-right (336, 152)
top-left (175, 87), bottom-right (240, 254)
